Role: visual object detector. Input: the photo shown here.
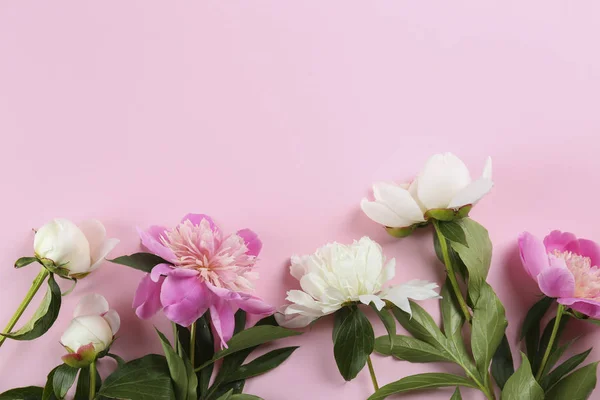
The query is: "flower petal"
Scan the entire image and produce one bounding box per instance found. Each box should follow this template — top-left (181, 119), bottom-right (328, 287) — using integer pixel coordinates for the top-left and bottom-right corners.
top-left (181, 214), bottom-right (217, 231)
top-left (372, 182), bottom-right (425, 223)
top-left (161, 275), bottom-right (209, 327)
top-left (89, 238), bottom-right (120, 271)
top-left (482, 156), bottom-right (492, 180)
top-left (416, 153), bottom-right (472, 209)
top-left (558, 298), bottom-right (600, 319)
top-left (543, 231), bottom-right (579, 254)
top-left (274, 306), bottom-right (316, 328)
top-left (379, 259), bottom-right (396, 287)
top-left (138, 226), bottom-right (176, 263)
top-left (237, 229), bottom-right (262, 257)
top-left (210, 298), bottom-right (235, 348)
top-left (133, 274), bottom-right (164, 319)
top-left (358, 294), bottom-right (386, 311)
top-left (102, 309), bottom-right (120, 335)
top-left (447, 178), bottom-right (493, 208)
top-left (518, 232), bottom-right (550, 279)
top-left (286, 290), bottom-right (322, 310)
top-left (78, 220), bottom-right (107, 261)
top-left (382, 280), bottom-right (440, 316)
top-left (575, 239), bottom-right (600, 267)
top-left (537, 257), bottom-right (575, 298)
top-left (205, 283), bottom-right (274, 316)
top-left (150, 263), bottom-right (174, 282)
top-left (74, 294), bottom-right (109, 318)
top-left (360, 199), bottom-right (415, 228)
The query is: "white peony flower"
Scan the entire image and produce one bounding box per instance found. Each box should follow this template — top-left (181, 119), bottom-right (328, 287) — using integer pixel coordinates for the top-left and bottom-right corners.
top-left (361, 153), bottom-right (492, 229)
top-left (34, 218), bottom-right (119, 277)
top-left (61, 294), bottom-right (120, 367)
top-left (275, 237), bottom-right (440, 328)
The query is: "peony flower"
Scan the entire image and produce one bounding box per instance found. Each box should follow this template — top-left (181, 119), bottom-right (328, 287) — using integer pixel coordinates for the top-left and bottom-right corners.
top-left (132, 214), bottom-right (274, 347)
top-left (61, 294), bottom-right (120, 367)
top-left (361, 153), bottom-right (492, 234)
top-left (34, 219), bottom-right (119, 278)
top-left (519, 230), bottom-right (600, 318)
top-left (275, 237), bottom-right (440, 328)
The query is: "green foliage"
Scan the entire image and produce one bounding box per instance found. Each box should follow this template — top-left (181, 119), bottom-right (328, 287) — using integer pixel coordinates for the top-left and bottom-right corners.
top-left (501, 353), bottom-right (543, 400)
top-left (108, 252), bottom-right (169, 273)
top-left (332, 306), bottom-right (375, 381)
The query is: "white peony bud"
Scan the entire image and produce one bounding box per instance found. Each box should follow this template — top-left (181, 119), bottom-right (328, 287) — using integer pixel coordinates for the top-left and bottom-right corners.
top-left (34, 218), bottom-right (119, 277)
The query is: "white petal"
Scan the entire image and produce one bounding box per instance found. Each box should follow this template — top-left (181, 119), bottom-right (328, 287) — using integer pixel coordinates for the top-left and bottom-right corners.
top-left (408, 178), bottom-right (427, 212)
top-left (286, 290), bottom-right (321, 310)
top-left (289, 255), bottom-right (308, 281)
top-left (103, 309), bottom-right (120, 335)
top-left (482, 157), bottom-right (492, 180)
top-left (61, 315), bottom-right (112, 353)
top-left (74, 294), bottom-right (109, 318)
top-left (78, 220), bottom-right (107, 263)
top-left (360, 199), bottom-right (415, 228)
top-left (417, 153), bottom-right (472, 209)
top-left (34, 219), bottom-right (91, 274)
top-left (358, 294), bottom-right (386, 311)
top-left (379, 258), bottom-right (396, 286)
top-left (89, 238), bottom-right (120, 271)
top-left (383, 280), bottom-right (441, 316)
top-left (285, 304), bottom-right (326, 317)
top-left (300, 273), bottom-right (327, 300)
top-left (372, 182), bottom-right (426, 223)
top-left (275, 307), bottom-right (316, 328)
top-left (447, 178), bottom-right (493, 208)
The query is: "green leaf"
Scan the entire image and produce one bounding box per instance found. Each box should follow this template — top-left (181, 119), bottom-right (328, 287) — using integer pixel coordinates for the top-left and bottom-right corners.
top-left (546, 362), bottom-right (599, 400)
top-left (470, 282), bottom-right (507, 378)
top-left (106, 353), bottom-right (126, 367)
top-left (448, 218), bottom-right (492, 301)
top-left (391, 303), bottom-right (447, 350)
top-left (230, 396), bottom-right (262, 400)
top-left (374, 335), bottom-right (453, 363)
top-left (433, 234), bottom-right (468, 279)
top-left (108, 252), bottom-right (169, 273)
top-left (370, 304), bottom-right (395, 351)
top-left (52, 364), bottom-right (79, 399)
top-left (42, 366), bottom-right (59, 400)
top-left (156, 329), bottom-right (197, 400)
top-left (98, 354), bottom-right (175, 400)
top-left (234, 309), bottom-right (247, 335)
top-left (210, 381), bottom-right (245, 399)
top-left (3, 274), bottom-right (61, 341)
top-left (533, 314), bottom-right (570, 375)
top-left (332, 306), bottom-right (375, 381)
top-left (501, 352), bottom-right (543, 400)
top-left (14, 257), bottom-right (38, 268)
top-left (439, 281), bottom-right (473, 371)
top-left (216, 389), bottom-right (234, 400)
top-left (225, 346), bottom-right (299, 382)
top-left (541, 348), bottom-right (592, 392)
top-left (0, 387), bottom-right (44, 400)
top-left (367, 373), bottom-right (478, 400)
top-left (74, 365), bottom-right (101, 400)
top-left (196, 325), bottom-right (302, 371)
top-left (521, 296), bottom-right (553, 362)
top-left (438, 221), bottom-right (468, 246)
top-left (450, 387), bottom-right (462, 400)
top-left (542, 338), bottom-right (577, 377)
top-left (491, 334), bottom-right (514, 390)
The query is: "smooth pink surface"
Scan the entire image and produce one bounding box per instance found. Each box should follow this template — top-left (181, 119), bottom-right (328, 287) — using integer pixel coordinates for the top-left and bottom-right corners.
top-left (1, 2), bottom-right (600, 399)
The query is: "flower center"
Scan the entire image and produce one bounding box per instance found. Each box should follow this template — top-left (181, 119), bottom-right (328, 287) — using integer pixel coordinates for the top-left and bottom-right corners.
top-left (554, 250), bottom-right (600, 301)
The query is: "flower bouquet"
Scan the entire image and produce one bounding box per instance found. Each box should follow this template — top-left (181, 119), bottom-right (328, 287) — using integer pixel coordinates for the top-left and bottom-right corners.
top-left (1, 153), bottom-right (599, 400)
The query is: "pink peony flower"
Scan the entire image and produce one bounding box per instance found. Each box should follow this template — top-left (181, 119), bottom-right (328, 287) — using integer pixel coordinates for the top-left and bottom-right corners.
top-left (519, 230), bottom-right (600, 318)
top-left (132, 213), bottom-right (274, 346)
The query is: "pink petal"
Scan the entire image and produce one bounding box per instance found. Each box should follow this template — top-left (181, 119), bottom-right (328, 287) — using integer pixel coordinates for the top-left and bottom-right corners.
top-left (133, 274), bottom-right (164, 319)
top-left (518, 232), bottom-right (550, 278)
top-left (181, 214), bottom-right (217, 231)
top-left (150, 263), bottom-right (174, 282)
top-left (576, 239), bottom-right (600, 267)
top-left (161, 275), bottom-right (209, 327)
top-left (537, 257), bottom-right (575, 298)
top-left (543, 231), bottom-right (579, 254)
top-left (138, 226), bottom-right (176, 263)
top-left (205, 283), bottom-right (274, 316)
top-left (210, 298), bottom-right (235, 348)
top-left (558, 298), bottom-right (600, 319)
top-left (237, 229), bottom-right (262, 257)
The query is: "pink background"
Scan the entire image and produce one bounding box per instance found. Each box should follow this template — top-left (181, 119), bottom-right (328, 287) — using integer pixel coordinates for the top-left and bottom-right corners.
top-left (1, 1), bottom-right (600, 399)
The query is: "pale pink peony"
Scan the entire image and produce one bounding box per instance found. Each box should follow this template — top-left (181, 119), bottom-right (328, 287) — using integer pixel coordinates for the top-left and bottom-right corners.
top-left (519, 230), bottom-right (600, 318)
top-left (133, 214), bottom-right (274, 347)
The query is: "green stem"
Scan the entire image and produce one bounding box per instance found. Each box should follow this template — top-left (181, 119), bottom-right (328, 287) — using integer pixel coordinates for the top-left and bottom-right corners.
top-left (367, 355), bottom-right (379, 392)
top-left (190, 322), bottom-right (197, 368)
top-left (172, 322), bottom-right (180, 356)
top-left (432, 221), bottom-right (472, 323)
top-left (0, 268), bottom-right (49, 348)
top-left (89, 361), bottom-right (97, 400)
top-left (535, 304), bottom-right (565, 381)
